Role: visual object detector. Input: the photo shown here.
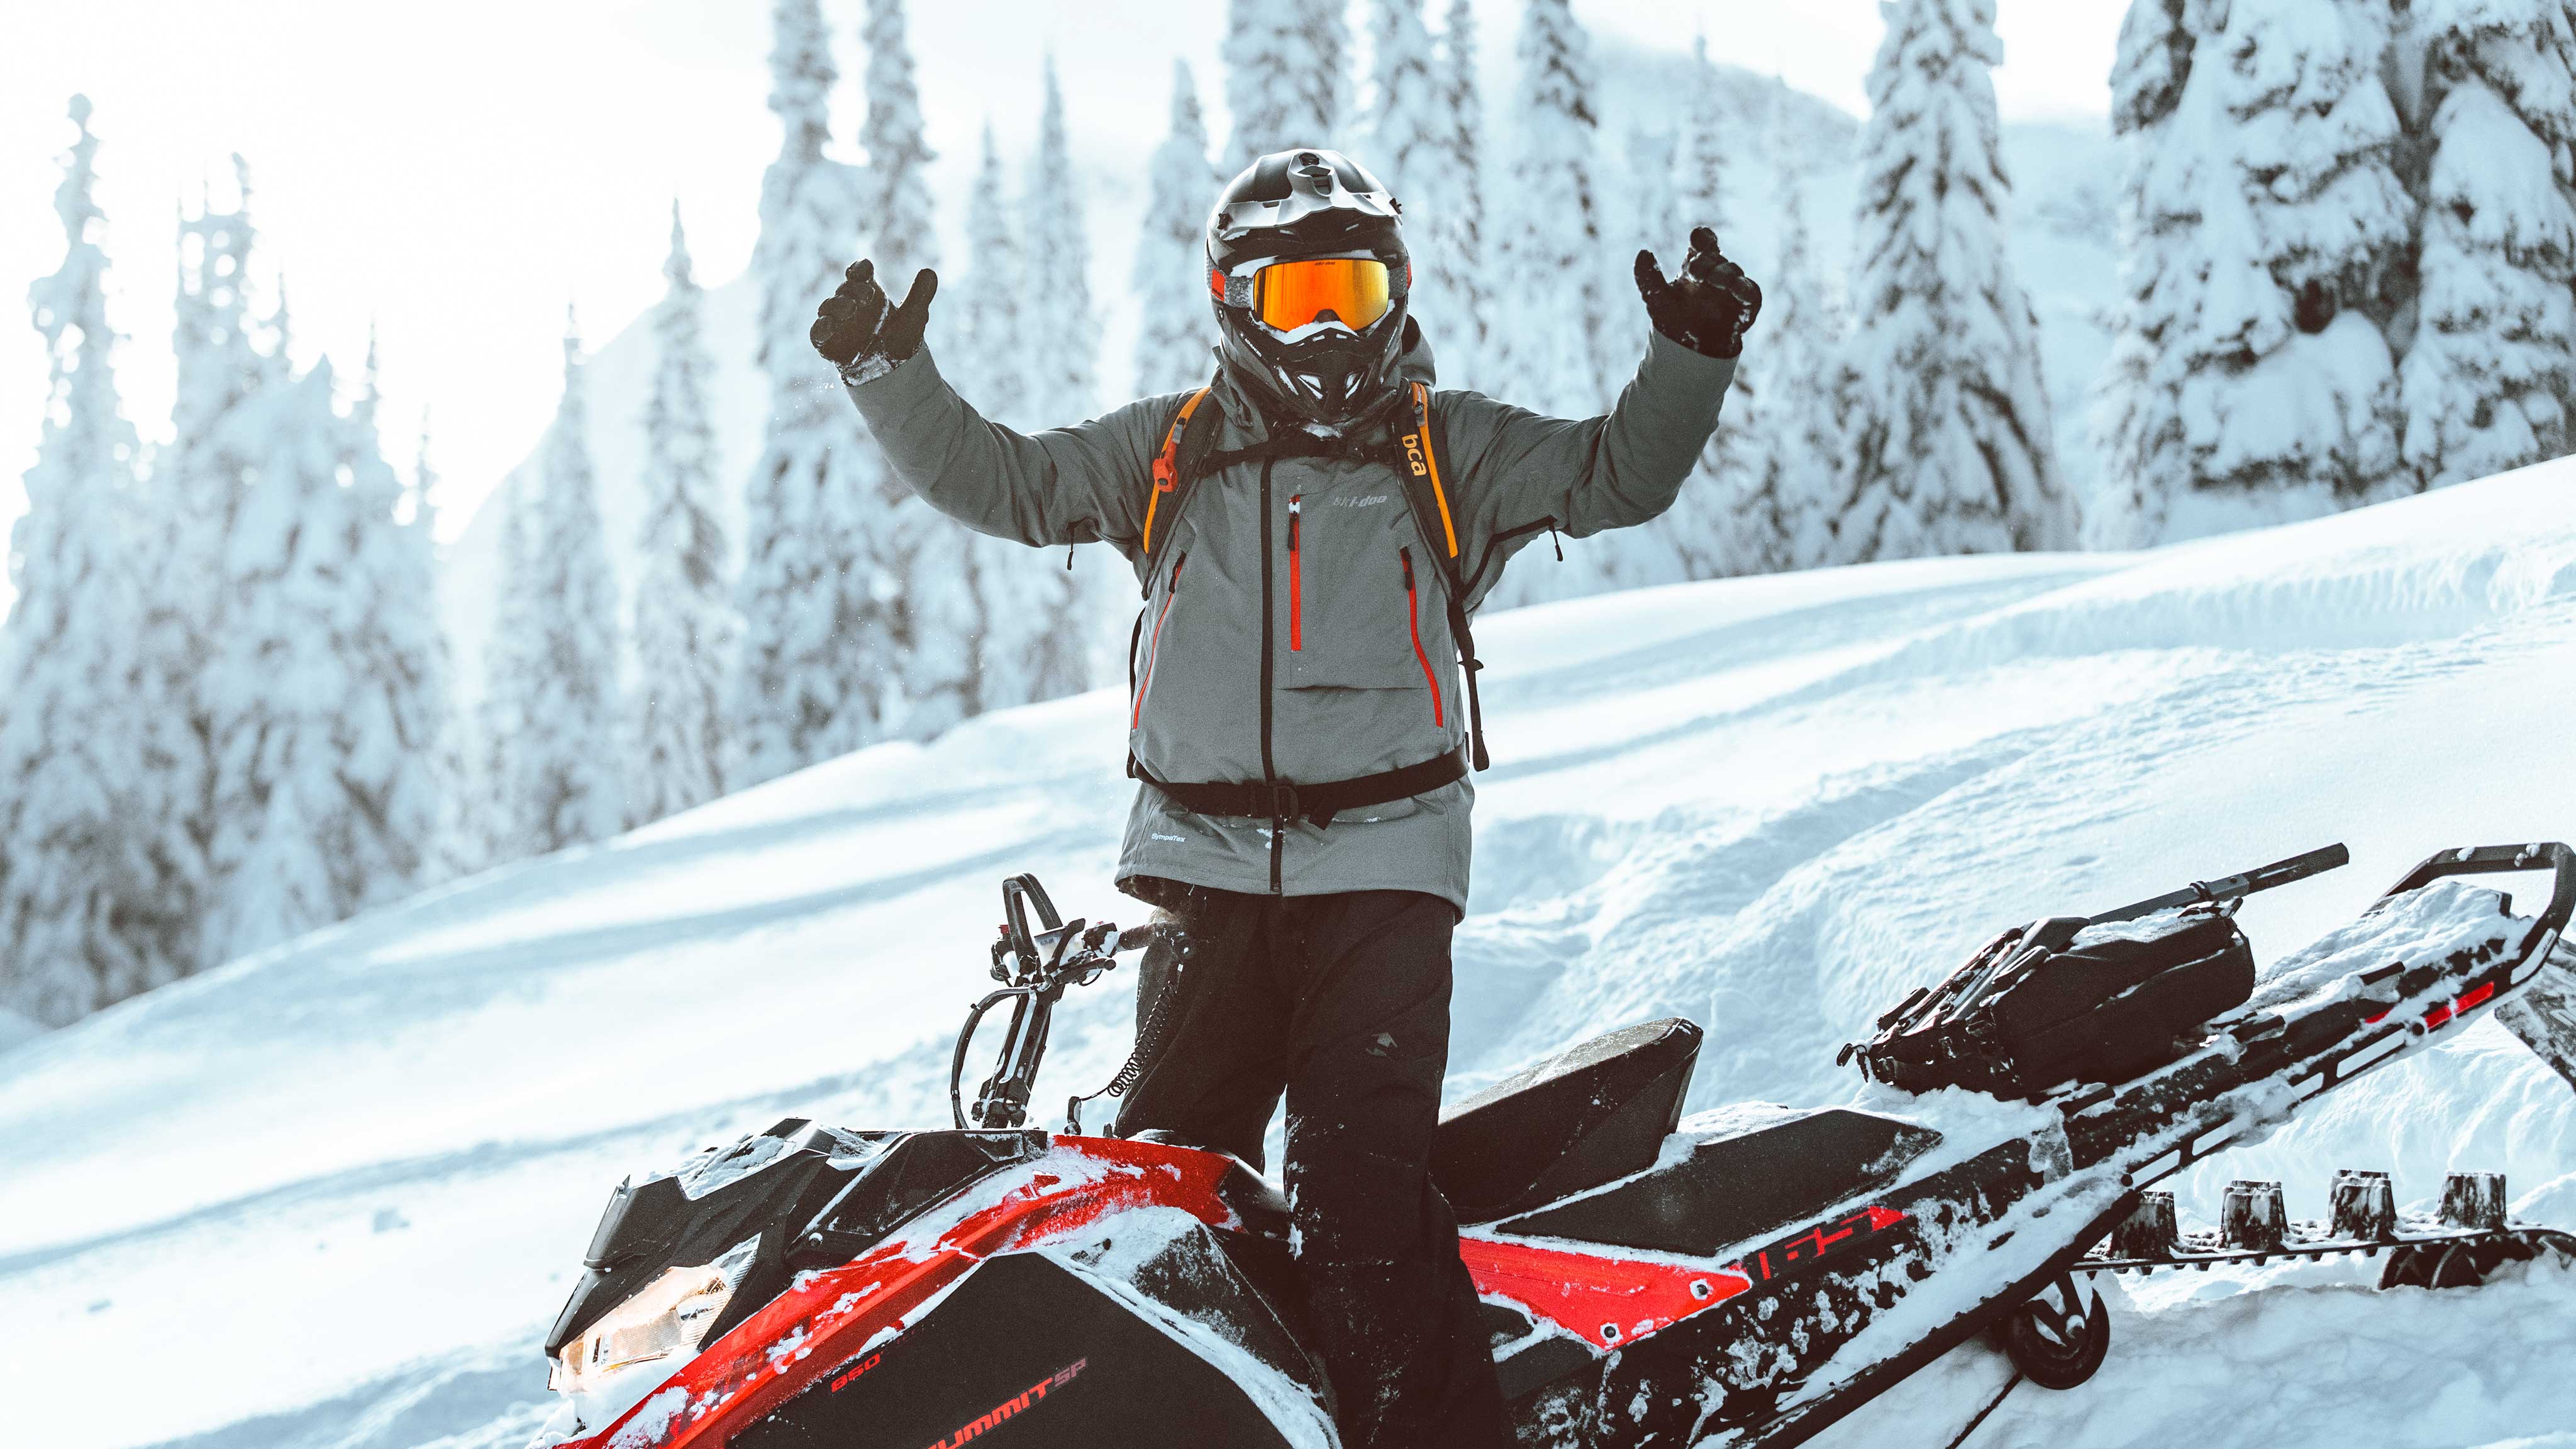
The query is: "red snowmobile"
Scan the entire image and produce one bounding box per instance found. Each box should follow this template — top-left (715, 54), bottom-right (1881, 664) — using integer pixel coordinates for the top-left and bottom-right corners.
top-left (528, 844), bottom-right (2576, 1449)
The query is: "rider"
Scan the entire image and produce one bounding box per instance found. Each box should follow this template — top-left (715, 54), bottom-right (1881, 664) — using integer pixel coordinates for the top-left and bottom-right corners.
top-left (813, 147), bottom-right (1759, 1449)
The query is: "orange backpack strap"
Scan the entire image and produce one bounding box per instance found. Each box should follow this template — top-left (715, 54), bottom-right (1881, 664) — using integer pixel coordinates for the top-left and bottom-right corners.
top-left (1141, 386), bottom-right (1216, 569)
top-left (1402, 380), bottom-right (1459, 560)
top-left (1391, 382), bottom-right (1489, 771)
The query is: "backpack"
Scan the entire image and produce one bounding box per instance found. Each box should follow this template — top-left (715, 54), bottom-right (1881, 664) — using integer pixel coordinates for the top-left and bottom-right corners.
top-left (1138, 380), bottom-right (1492, 770)
top-left (1850, 906), bottom-right (2258, 1097)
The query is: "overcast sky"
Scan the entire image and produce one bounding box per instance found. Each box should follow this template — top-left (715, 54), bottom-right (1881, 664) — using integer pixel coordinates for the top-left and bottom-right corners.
top-left (1, 0), bottom-right (2123, 553)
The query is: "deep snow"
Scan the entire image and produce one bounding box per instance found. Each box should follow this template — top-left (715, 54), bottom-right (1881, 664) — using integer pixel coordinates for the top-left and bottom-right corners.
top-left (3, 464), bottom-right (2573, 1448)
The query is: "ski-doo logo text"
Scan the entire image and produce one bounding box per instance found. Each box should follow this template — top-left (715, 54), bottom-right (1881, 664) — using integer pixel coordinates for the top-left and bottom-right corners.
top-left (921, 1358), bottom-right (1086, 1448)
top-left (825, 1352), bottom-right (881, 1394)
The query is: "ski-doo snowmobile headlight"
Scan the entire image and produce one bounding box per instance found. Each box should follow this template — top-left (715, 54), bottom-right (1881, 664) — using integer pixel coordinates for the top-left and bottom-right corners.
top-left (551, 1237), bottom-right (758, 1397)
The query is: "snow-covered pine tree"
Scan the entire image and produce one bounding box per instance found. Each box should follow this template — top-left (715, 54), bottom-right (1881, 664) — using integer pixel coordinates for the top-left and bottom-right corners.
top-left (855, 0), bottom-right (975, 742)
top-left (1486, 0), bottom-right (1617, 606)
top-left (1618, 124), bottom-right (1681, 386)
top-left (1224, 0), bottom-right (1349, 167)
top-left (948, 127), bottom-right (1071, 714)
top-left (2090, 0), bottom-right (2413, 547)
top-left (2401, 0), bottom-right (2576, 487)
top-left (0, 97), bottom-right (165, 1023)
top-left (1679, 36), bottom-right (1731, 243)
top-left (1367, 0), bottom-right (1442, 196)
top-left (407, 419), bottom-right (472, 880)
top-left (512, 323), bottom-right (627, 853)
top-left (1832, 0), bottom-right (2071, 561)
top-left (630, 206), bottom-right (736, 826)
top-left (1024, 58), bottom-right (1117, 692)
top-left (477, 477), bottom-right (539, 865)
top-left (199, 360), bottom-right (365, 958)
top-left (1418, 0), bottom-right (1494, 386)
top-left (1136, 60), bottom-right (1221, 397)
top-left (133, 157), bottom-right (271, 979)
top-left (1727, 150), bottom-right (1848, 575)
top-left (733, 0), bottom-right (877, 787)
top-left (336, 338), bottom-right (455, 911)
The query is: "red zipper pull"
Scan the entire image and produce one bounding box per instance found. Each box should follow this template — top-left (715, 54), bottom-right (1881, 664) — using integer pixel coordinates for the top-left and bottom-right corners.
top-left (1288, 494), bottom-right (1301, 551)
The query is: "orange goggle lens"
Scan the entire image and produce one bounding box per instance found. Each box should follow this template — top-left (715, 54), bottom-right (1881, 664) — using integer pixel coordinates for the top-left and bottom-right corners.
top-left (1252, 258), bottom-right (1392, 333)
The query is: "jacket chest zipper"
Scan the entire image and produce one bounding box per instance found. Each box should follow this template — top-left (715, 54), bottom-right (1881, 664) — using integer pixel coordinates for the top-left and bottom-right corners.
top-left (1258, 458), bottom-right (1282, 892)
top-left (1287, 496), bottom-right (1302, 652)
top-left (1401, 547), bottom-right (1446, 728)
top-left (1131, 552), bottom-right (1185, 730)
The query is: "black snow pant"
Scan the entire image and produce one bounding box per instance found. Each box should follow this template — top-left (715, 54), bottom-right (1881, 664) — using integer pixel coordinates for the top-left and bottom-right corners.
top-left (1111, 884), bottom-right (1511, 1449)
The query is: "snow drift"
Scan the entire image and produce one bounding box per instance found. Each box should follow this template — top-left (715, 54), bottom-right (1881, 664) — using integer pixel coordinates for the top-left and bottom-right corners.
top-left (3, 464), bottom-right (2572, 1449)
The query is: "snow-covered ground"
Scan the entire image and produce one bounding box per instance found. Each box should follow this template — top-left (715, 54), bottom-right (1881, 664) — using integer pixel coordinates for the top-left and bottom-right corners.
top-left (6, 466), bottom-right (2574, 1449)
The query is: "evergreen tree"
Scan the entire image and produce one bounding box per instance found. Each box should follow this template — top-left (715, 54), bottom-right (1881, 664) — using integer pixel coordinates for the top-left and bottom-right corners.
top-left (631, 206), bottom-right (736, 825)
top-left (136, 157), bottom-right (270, 979)
top-left (477, 477), bottom-right (539, 865)
top-left (1726, 152), bottom-right (1847, 575)
top-left (2401, 0), bottom-right (2576, 488)
top-left (337, 341), bottom-right (456, 914)
top-left (204, 356), bottom-right (443, 959)
top-left (733, 0), bottom-right (876, 786)
top-left (1023, 59), bottom-right (1112, 694)
top-left (1224, 0), bottom-right (1349, 167)
top-left (1367, 0), bottom-right (1443, 196)
top-left (408, 420), bottom-right (472, 879)
top-left (857, 0), bottom-right (974, 741)
top-left (953, 126), bottom-right (1074, 714)
top-left (1136, 60), bottom-right (1221, 398)
top-left (1418, 0), bottom-right (1494, 385)
top-left (513, 323), bottom-right (627, 853)
top-left (1486, 0), bottom-right (1614, 606)
top-left (1833, 0), bottom-right (2070, 561)
top-left (1618, 123), bottom-right (1681, 378)
top-left (0, 97), bottom-right (164, 1023)
top-left (2090, 0), bottom-right (2412, 547)
top-left (1678, 36), bottom-right (1731, 242)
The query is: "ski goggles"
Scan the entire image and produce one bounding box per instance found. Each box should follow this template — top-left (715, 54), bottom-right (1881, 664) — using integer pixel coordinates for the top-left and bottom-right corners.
top-left (1214, 257), bottom-right (1396, 334)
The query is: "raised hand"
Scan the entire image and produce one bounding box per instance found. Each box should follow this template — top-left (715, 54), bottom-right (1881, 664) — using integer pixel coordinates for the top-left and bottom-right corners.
top-left (1633, 227), bottom-right (1762, 360)
top-left (811, 259), bottom-right (939, 383)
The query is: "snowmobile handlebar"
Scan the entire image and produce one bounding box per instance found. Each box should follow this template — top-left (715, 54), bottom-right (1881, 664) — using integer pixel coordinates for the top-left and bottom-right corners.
top-left (2382, 842), bottom-right (2576, 940)
top-left (951, 875), bottom-right (1162, 1133)
top-left (2086, 842), bottom-right (2351, 926)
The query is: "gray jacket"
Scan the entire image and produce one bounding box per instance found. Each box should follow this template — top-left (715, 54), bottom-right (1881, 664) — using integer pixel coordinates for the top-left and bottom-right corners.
top-left (845, 327), bottom-right (1736, 913)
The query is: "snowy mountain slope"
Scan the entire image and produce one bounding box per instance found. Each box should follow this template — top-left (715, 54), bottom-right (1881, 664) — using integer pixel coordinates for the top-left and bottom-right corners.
top-left (8, 465), bottom-right (2575, 1448)
top-left (433, 67), bottom-right (2120, 708)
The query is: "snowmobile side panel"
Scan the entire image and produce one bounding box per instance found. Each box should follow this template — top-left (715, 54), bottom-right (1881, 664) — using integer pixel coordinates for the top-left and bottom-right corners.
top-left (545, 1137), bottom-right (1265, 1449)
top-left (1433, 1017), bottom-right (1701, 1224)
top-left (1062, 1214), bottom-right (1327, 1399)
top-left (1492, 1108), bottom-right (1938, 1257)
top-left (732, 1252), bottom-right (1305, 1449)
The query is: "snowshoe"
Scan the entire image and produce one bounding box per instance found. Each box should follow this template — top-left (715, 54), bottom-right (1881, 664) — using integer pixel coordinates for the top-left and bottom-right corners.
top-left (525, 841), bottom-right (2576, 1449)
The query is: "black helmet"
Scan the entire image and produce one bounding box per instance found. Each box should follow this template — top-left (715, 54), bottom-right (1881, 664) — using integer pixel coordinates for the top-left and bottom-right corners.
top-left (1206, 148), bottom-right (1410, 430)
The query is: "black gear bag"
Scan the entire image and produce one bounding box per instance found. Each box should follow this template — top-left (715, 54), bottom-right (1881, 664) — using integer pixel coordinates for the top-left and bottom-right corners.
top-left (1847, 845), bottom-right (2351, 1097)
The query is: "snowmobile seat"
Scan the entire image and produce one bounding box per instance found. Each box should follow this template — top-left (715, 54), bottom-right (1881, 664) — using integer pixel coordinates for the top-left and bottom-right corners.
top-left (1432, 1018), bottom-right (1701, 1224)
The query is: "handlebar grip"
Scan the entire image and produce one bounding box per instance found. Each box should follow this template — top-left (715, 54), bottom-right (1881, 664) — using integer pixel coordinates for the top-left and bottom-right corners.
top-left (2383, 842), bottom-right (2576, 938)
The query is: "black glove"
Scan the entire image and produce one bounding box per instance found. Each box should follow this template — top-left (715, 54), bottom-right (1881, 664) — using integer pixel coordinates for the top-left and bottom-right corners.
top-left (811, 259), bottom-right (938, 383)
top-left (1634, 227), bottom-right (1762, 360)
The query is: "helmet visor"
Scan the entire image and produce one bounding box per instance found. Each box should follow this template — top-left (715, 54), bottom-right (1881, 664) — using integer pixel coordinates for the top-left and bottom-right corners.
top-left (1252, 257), bottom-right (1392, 335)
